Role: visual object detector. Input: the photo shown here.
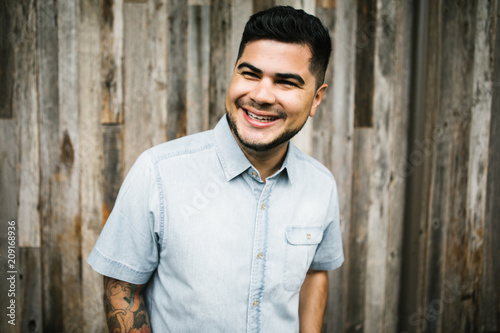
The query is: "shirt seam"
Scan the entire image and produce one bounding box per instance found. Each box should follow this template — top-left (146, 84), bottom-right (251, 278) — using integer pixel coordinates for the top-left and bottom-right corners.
top-left (147, 149), bottom-right (166, 252)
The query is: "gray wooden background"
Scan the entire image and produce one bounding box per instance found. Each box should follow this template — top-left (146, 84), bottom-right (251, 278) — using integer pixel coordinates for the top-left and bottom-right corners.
top-left (0, 0), bottom-right (499, 332)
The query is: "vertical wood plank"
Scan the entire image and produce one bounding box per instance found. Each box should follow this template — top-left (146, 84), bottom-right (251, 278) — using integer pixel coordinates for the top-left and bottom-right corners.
top-left (398, 1), bottom-right (431, 331)
top-left (100, 0), bottom-right (124, 124)
top-left (364, 0), bottom-right (395, 331)
top-left (102, 126), bottom-right (123, 222)
top-left (144, 0), bottom-right (168, 146)
top-left (231, 0), bottom-right (252, 64)
top-left (0, 0), bottom-right (14, 118)
top-left (345, 129), bottom-right (372, 333)
top-left (0, 120), bottom-right (20, 333)
top-left (123, 2), bottom-right (148, 172)
top-left (18, 248), bottom-right (42, 333)
top-left (167, 0), bottom-right (188, 139)
top-left (384, 1), bottom-right (412, 331)
top-left (480, 1), bottom-right (500, 328)
top-left (422, 1), bottom-right (478, 332)
top-left (317, 0), bottom-right (357, 331)
top-left (208, 0), bottom-right (232, 127)
top-left (57, 1), bottom-right (83, 330)
top-left (291, 0), bottom-right (314, 156)
top-left (354, 0), bottom-right (376, 128)
top-left (10, 0), bottom-right (40, 249)
top-left (36, 0), bottom-right (63, 331)
top-left (187, 3), bottom-right (211, 134)
top-left (1, 1), bottom-right (39, 331)
top-left (79, 0), bottom-right (107, 331)
top-left (438, 1), bottom-right (477, 332)
top-left (464, 0), bottom-right (495, 331)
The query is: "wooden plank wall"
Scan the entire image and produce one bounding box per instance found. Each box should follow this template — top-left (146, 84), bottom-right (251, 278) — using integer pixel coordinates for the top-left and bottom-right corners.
top-left (0, 1), bottom-right (498, 332)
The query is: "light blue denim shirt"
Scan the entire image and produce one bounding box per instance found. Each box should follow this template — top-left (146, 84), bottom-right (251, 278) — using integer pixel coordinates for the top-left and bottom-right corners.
top-left (88, 115), bottom-right (344, 332)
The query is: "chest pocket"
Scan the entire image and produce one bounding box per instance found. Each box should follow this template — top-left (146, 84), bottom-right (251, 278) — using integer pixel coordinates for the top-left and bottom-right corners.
top-left (283, 226), bottom-right (323, 292)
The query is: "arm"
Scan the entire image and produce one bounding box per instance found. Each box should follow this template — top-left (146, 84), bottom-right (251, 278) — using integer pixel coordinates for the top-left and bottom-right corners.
top-left (299, 269), bottom-right (329, 333)
top-left (103, 276), bottom-right (152, 333)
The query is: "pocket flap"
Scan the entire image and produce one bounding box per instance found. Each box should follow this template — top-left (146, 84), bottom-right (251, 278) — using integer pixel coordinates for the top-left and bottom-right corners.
top-left (286, 227), bottom-right (323, 245)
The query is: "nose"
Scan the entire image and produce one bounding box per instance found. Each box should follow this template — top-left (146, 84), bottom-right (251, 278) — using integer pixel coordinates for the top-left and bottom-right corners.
top-left (249, 78), bottom-right (276, 105)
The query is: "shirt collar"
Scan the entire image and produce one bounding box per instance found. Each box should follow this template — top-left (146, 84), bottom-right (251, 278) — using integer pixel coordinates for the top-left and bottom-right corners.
top-left (213, 115), bottom-right (296, 183)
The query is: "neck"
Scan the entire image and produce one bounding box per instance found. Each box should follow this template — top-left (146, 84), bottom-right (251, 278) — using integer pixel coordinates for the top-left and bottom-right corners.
top-left (238, 142), bottom-right (288, 181)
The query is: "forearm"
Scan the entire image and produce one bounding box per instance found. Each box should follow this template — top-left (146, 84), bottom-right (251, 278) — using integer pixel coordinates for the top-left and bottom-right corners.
top-left (103, 276), bottom-right (152, 333)
top-left (299, 270), bottom-right (329, 333)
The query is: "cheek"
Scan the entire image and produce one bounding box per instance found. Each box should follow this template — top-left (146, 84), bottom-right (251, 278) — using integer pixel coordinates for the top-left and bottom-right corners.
top-left (228, 78), bottom-right (254, 99)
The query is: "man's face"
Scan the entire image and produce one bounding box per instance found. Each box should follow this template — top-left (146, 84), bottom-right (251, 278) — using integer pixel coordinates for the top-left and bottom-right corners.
top-left (225, 39), bottom-right (327, 152)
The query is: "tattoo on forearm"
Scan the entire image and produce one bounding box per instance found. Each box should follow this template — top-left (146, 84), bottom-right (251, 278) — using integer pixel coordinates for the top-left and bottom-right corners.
top-left (104, 277), bottom-right (152, 333)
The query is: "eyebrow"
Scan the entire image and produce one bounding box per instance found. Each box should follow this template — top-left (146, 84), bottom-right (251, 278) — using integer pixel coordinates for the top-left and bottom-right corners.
top-left (237, 62), bottom-right (305, 86)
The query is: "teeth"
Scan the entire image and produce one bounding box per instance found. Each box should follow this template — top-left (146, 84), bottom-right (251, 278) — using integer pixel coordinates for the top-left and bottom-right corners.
top-left (247, 110), bottom-right (276, 122)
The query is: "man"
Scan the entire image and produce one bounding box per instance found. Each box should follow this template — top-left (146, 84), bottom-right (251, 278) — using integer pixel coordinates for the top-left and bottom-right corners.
top-left (88, 6), bottom-right (343, 333)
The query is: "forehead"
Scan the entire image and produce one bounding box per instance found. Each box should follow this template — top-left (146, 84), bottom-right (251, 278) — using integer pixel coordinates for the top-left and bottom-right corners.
top-left (238, 40), bottom-right (313, 77)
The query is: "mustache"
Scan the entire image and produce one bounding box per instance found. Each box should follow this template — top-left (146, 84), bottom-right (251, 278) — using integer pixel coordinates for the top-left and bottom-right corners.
top-left (235, 98), bottom-right (286, 119)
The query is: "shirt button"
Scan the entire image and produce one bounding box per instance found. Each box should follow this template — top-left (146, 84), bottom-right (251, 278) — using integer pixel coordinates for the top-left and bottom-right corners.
top-left (306, 234), bottom-right (311, 239)
top-left (257, 253), bottom-right (263, 259)
top-left (261, 204), bottom-right (266, 210)
top-left (253, 300), bottom-right (259, 306)
top-left (251, 171), bottom-right (257, 177)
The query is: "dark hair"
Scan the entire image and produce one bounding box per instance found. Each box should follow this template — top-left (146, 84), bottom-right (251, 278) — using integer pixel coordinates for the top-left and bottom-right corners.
top-left (236, 6), bottom-right (332, 89)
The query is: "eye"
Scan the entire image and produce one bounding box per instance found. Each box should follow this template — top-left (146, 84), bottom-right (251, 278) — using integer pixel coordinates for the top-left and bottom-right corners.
top-left (241, 71), bottom-right (260, 79)
top-left (277, 80), bottom-right (299, 88)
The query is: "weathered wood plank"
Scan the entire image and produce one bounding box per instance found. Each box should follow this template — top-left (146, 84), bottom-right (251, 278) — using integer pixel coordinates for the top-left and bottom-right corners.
top-left (143, 0), bottom-right (168, 146)
top-left (8, 0), bottom-right (40, 249)
top-left (100, 0), bottom-right (124, 124)
top-left (209, 0), bottom-right (232, 127)
top-left (1, 1), bottom-right (38, 331)
top-left (284, 1), bottom-right (317, 156)
top-left (123, 2), bottom-right (148, 172)
top-left (0, 0), bottom-right (14, 118)
top-left (317, 0), bottom-right (357, 331)
top-left (167, 0), bottom-right (188, 139)
top-left (480, 0), bottom-right (500, 328)
top-left (464, 0), bottom-right (496, 331)
top-left (313, 5), bottom-right (343, 332)
top-left (0, 118), bottom-right (19, 333)
top-left (18, 248), bottom-right (43, 333)
top-left (102, 126), bottom-right (124, 221)
top-left (79, 0), bottom-right (107, 331)
top-left (354, 0), bottom-right (376, 128)
top-left (398, 1), bottom-right (432, 332)
top-left (231, 0), bottom-right (252, 64)
top-left (187, 4), bottom-right (211, 134)
top-left (384, 1), bottom-right (412, 331)
top-left (364, 0), bottom-right (395, 331)
top-left (438, 1), bottom-right (477, 332)
top-left (345, 129), bottom-right (372, 333)
top-left (57, 1), bottom-right (83, 331)
top-left (36, 0), bottom-right (64, 331)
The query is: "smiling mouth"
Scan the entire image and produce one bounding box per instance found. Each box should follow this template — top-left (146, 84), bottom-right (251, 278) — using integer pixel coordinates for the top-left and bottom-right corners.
top-left (245, 109), bottom-right (279, 122)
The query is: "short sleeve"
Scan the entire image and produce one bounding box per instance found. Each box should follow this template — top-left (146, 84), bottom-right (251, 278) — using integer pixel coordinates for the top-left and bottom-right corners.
top-left (309, 180), bottom-right (344, 271)
top-left (87, 151), bottom-right (160, 285)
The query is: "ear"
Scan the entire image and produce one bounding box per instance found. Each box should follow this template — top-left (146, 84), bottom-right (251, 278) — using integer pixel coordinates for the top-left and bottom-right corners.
top-left (309, 84), bottom-right (328, 117)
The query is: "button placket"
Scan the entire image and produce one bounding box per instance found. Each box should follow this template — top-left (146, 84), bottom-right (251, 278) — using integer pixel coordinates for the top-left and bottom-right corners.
top-left (247, 180), bottom-right (274, 333)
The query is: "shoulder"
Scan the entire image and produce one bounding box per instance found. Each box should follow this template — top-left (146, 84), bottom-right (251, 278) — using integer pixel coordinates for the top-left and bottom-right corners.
top-left (289, 144), bottom-right (337, 189)
top-left (144, 130), bottom-right (216, 164)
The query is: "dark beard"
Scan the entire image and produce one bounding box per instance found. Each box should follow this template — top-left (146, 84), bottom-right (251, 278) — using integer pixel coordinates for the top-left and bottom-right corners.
top-left (225, 103), bottom-right (308, 152)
